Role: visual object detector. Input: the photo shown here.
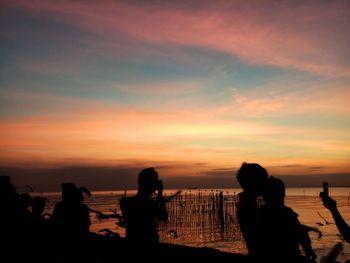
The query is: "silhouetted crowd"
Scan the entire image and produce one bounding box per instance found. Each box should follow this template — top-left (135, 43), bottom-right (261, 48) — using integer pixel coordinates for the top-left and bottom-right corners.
top-left (1, 164), bottom-right (349, 263)
top-left (0, 176), bottom-right (122, 263)
top-left (236, 162), bottom-right (350, 263)
top-left (236, 163), bottom-right (316, 263)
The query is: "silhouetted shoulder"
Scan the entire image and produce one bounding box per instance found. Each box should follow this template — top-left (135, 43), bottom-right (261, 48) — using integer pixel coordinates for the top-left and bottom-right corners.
top-left (53, 200), bottom-right (64, 210)
top-left (283, 206), bottom-right (299, 217)
top-left (120, 196), bottom-right (134, 206)
top-left (120, 196), bottom-right (137, 213)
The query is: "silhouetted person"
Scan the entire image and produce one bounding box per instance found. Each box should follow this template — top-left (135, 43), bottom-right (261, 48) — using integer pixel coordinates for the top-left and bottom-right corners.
top-left (16, 192), bottom-right (33, 257)
top-left (30, 196), bottom-right (47, 234)
top-left (18, 192), bottom-right (32, 227)
top-left (120, 167), bottom-right (168, 245)
top-left (26, 196), bottom-right (48, 262)
top-left (50, 183), bottom-right (92, 262)
top-left (257, 177), bottom-right (316, 263)
top-left (0, 176), bottom-right (19, 248)
top-left (0, 175), bottom-right (18, 238)
top-left (236, 162), bottom-right (268, 255)
top-left (0, 176), bottom-right (34, 261)
top-left (320, 193), bottom-right (350, 243)
top-left (51, 183), bottom-right (91, 240)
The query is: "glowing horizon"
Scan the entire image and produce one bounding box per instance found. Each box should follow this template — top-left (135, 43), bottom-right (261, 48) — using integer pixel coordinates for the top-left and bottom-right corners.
top-left (1, 0), bottom-right (349, 186)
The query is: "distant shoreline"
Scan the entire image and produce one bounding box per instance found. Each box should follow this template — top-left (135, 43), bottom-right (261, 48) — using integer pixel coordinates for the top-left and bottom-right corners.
top-left (30, 186), bottom-right (350, 197)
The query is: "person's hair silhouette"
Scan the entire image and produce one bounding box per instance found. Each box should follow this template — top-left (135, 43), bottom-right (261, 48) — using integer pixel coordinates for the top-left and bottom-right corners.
top-left (120, 167), bottom-right (168, 245)
top-left (236, 162), bottom-right (268, 195)
top-left (263, 176), bottom-right (285, 206)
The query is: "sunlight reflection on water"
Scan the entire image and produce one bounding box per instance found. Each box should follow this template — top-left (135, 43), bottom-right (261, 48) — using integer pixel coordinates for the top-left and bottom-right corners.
top-left (41, 187), bottom-right (350, 261)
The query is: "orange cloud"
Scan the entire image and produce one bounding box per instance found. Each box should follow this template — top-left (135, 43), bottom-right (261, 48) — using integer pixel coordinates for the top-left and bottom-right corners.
top-left (1, 100), bottom-right (349, 174)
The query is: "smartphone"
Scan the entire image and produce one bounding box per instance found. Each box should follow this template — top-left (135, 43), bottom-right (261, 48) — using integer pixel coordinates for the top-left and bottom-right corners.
top-left (323, 182), bottom-right (329, 196)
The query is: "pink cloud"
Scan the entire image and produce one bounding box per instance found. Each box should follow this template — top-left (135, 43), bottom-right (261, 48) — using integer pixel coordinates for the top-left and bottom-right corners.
top-left (6, 0), bottom-right (350, 77)
top-left (217, 81), bottom-right (350, 116)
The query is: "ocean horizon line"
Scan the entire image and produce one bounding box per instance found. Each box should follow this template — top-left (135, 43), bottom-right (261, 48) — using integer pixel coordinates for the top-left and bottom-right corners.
top-left (31, 186), bottom-right (350, 197)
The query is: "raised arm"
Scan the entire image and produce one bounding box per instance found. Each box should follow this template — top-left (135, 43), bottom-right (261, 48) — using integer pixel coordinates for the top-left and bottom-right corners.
top-left (321, 193), bottom-right (350, 243)
top-left (156, 180), bottom-right (168, 223)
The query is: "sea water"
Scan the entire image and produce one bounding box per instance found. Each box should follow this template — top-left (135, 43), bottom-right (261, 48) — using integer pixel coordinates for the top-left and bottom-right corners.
top-left (40, 187), bottom-right (350, 261)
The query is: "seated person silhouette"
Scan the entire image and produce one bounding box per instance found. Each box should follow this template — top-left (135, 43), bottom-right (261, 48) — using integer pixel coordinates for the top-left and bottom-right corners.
top-left (256, 177), bottom-right (316, 263)
top-left (120, 168), bottom-right (168, 245)
top-left (320, 191), bottom-right (350, 243)
top-left (236, 162), bottom-right (268, 255)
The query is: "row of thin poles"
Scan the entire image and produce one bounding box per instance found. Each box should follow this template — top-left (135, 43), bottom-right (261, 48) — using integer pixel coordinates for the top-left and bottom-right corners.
top-left (158, 190), bottom-right (242, 243)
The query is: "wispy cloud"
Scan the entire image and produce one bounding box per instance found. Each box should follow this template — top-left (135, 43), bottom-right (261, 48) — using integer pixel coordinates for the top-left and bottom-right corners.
top-left (4, 0), bottom-right (350, 77)
top-left (218, 81), bottom-right (350, 116)
top-left (112, 79), bottom-right (203, 95)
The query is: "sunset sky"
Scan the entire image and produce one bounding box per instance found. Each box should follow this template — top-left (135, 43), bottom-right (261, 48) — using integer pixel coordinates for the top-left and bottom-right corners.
top-left (1, 0), bottom-right (349, 190)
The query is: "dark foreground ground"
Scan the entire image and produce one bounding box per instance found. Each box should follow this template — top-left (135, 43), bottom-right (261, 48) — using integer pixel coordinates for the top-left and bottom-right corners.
top-left (2, 236), bottom-right (250, 263)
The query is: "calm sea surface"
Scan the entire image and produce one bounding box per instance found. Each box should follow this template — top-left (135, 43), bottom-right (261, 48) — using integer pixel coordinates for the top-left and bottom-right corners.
top-left (39, 187), bottom-right (350, 261)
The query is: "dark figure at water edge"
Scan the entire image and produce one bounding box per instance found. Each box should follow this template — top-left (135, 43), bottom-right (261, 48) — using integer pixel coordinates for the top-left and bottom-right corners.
top-left (320, 191), bottom-right (350, 243)
top-left (120, 167), bottom-right (168, 245)
top-left (256, 177), bottom-right (317, 263)
top-left (51, 183), bottom-right (91, 239)
top-left (236, 162), bottom-right (268, 256)
top-left (0, 176), bottom-right (43, 262)
top-left (0, 176), bottom-right (21, 260)
top-left (118, 168), bottom-right (247, 261)
top-left (27, 196), bottom-right (50, 262)
top-left (30, 196), bottom-right (48, 235)
top-left (50, 183), bottom-right (92, 262)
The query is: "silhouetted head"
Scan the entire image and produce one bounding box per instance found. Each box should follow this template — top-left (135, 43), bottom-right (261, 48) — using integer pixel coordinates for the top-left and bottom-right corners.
top-left (236, 162), bottom-right (268, 195)
top-left (32, 196), bottom-right (46, 214)
top-left (0, 175), bottom-right (15, 197)
top-left (263, 177), bottom-right (285, 207)
top-left (137, 167), bottom-right (159, 195)
top-left (61, 183), bottom-right (79, 202)
top-left (0, 175), bottom-right (11, 186)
